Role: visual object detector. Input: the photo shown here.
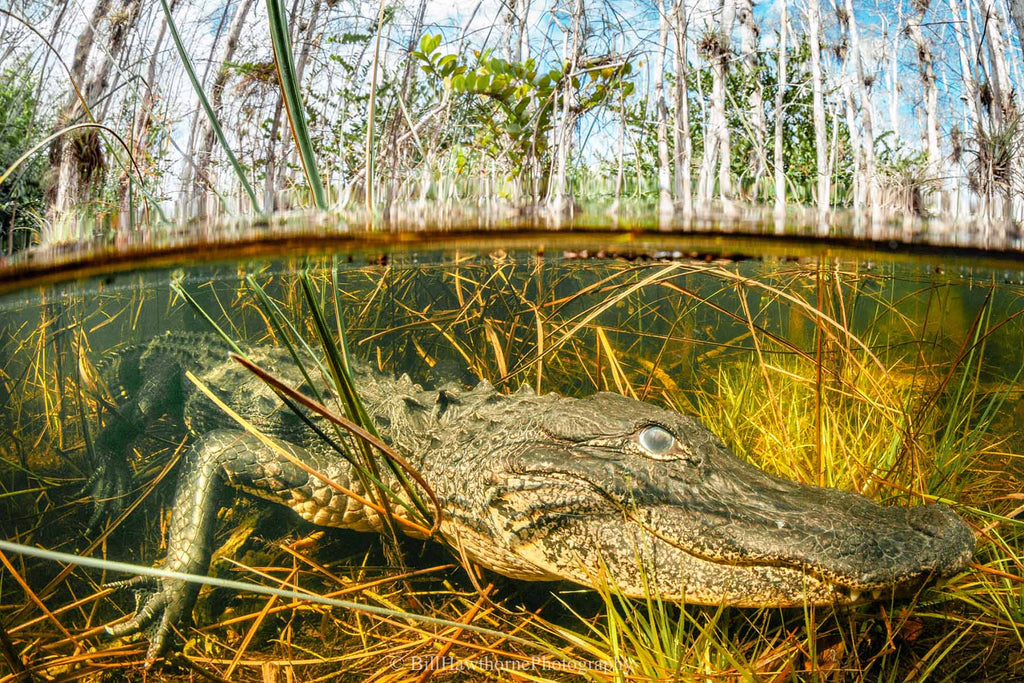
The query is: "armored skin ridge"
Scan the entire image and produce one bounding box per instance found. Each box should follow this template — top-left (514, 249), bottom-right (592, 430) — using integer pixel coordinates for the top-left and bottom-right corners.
top-left (88, 331), bottom-right (976, 662)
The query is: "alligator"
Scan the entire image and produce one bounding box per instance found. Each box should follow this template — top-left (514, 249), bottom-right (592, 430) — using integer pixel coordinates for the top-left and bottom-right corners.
top-left (87, 331), bottom-right (976, 662)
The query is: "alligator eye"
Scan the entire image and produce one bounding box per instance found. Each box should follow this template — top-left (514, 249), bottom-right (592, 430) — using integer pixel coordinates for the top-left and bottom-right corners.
top-left (638, 425), bottom-right (676, 458)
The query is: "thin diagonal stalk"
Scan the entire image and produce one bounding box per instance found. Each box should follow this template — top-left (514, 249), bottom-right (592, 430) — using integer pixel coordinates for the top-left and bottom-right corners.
top-left (298, 272), bottom-right (420, 544)
top-left (0, 539), bottom-right (548, 649)
top-left (187, 370), bottom-right (432, 537)
top-left (161, 0), bottom-right (260, 214)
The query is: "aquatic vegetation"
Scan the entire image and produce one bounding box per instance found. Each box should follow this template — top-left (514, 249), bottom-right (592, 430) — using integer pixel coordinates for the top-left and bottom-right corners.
top-left (0, 250), bottom-right (1022, 680)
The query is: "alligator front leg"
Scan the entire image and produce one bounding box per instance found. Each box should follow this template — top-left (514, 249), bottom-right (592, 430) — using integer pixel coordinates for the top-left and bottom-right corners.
top-left (107, 428), bottom-right (355, 663)
top-left (86, 357), bottom-right (183, 533)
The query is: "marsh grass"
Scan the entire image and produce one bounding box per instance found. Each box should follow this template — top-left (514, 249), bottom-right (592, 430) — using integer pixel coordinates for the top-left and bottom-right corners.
top-left (1, 251), bottom-right (1023, 680)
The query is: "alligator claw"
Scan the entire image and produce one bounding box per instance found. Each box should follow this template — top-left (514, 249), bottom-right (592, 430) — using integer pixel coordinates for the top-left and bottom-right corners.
top-left (81, 457), bottom-right (133, 535)
top-left (106, 575), bottom-right (197, 664)
top-left (104, 574), bottom-right (158, 591)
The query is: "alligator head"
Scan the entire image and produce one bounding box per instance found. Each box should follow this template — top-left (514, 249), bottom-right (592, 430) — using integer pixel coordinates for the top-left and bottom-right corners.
top-left (434, 388), bottom-right (976, 605)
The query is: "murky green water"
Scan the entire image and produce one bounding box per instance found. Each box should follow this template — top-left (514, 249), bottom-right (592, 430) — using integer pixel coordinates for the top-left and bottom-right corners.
top-left (1, 242), bottom-right (1022, 680)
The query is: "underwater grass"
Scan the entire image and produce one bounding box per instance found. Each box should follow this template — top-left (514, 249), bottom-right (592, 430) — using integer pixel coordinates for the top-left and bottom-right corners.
top-left (1, 253), bottom-right (1023, 680)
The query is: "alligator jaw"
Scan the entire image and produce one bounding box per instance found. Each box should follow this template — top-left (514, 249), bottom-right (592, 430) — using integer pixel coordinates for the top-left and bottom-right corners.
top-left (630, 496), bottom-right (976, 605)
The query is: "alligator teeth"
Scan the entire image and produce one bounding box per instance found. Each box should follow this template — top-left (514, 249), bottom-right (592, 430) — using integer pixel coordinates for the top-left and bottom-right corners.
top-left (849, 591), bottom-right (861, 602)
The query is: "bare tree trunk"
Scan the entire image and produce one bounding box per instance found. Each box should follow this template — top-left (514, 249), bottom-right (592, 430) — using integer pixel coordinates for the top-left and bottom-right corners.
top-left (192, 0), bottom-right (256, 212)
top-left (717, 0), bottom-right (736, 207)
top-left (773, 0), bottom-right (787, 216)
top-left (906, 1), bottom-right (939, 211)
top-left (179, 2), bottom-right (232, 209)
top-left (517, 0), bottom-right (531, 61)
top-left (949, 0), bottom-right (981, 131)
top-left (655, 0), bottom-right (673, 214)
top-left (613, 96), bottom-right (626, 211)
top-left (840, 0), bottom-right (879, 217)
top-left (827, 99), bottom-right (839, 204)
top-left (979, 0), bottom-right (1014, 120)
top-left (501, 0), bottom-right (531, 62)
top-left (808, 0), bottom-right (829, 216)
top-left (737, 0), bottom-right (765, 200)
top-left (49, 0), bottom-right (144, 227)
top-left (1007, 0), bottom-right (1024, 63)
top-left (698, 0), bottom-right (735, 207)
top-left (963, 0), bottom-right (993, 99)
top-left (672, 0), bottom-right (693, 214)
top-left (548, 0), bottom-right (584, 214)
top-left (49, 0), bottom-right (112, 222)
top-left (886, 7), bottom-right (902, 137)
top-left (383, 0), bottom-right (426, 210)
top-left (127, 0), bottom-right (180, 214)
top-left (992, 0), bottom-right (1024, 219)
top-left (842, 78), bottom-right (864, 216)
top-left (999, 0), bottom-right (1024, 88)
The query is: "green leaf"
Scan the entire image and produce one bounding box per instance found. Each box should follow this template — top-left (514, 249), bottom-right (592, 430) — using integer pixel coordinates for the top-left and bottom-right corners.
top-left (419, 33), bottom-right (441, 55)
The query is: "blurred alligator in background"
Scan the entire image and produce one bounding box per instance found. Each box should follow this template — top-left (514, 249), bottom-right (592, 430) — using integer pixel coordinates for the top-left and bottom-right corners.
top-left (87, 332), bottom-right (976, 662)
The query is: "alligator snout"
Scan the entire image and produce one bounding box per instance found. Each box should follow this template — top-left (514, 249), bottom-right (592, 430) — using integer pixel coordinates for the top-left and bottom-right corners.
top-left (670, 462), bottom-right (978, 593)
top-left (848, 501), bottom-right (976, 589)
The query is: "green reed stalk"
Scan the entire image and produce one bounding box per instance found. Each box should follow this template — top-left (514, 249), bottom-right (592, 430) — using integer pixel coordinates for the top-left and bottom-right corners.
top-left (266, 0), bottom-right (327, 210)
top-left (161, 0), bottom-right (260, 214)
top-left (173, 273), bottom-right (415, 521)
top-left (298, 270), bottom-right (434, 530)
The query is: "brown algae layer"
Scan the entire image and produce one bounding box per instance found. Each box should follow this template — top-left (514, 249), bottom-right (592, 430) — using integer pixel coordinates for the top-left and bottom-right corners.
top-left (6, 218), bottom-right (1024, 297)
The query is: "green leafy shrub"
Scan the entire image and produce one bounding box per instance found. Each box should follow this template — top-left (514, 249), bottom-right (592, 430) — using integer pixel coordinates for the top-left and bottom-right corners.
top-left (0, 61), bottom-right (48, 251)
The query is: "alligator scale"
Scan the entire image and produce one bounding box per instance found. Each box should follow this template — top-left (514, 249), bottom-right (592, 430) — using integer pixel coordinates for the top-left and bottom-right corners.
top-left (89, 332), bottom-right (975, 661)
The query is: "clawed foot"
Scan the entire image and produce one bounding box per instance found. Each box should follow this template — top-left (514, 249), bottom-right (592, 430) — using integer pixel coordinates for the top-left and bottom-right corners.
top-left (105, 574), bottom-right (197, 665)
top-left (81, 456), bottom-right (133, 535)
